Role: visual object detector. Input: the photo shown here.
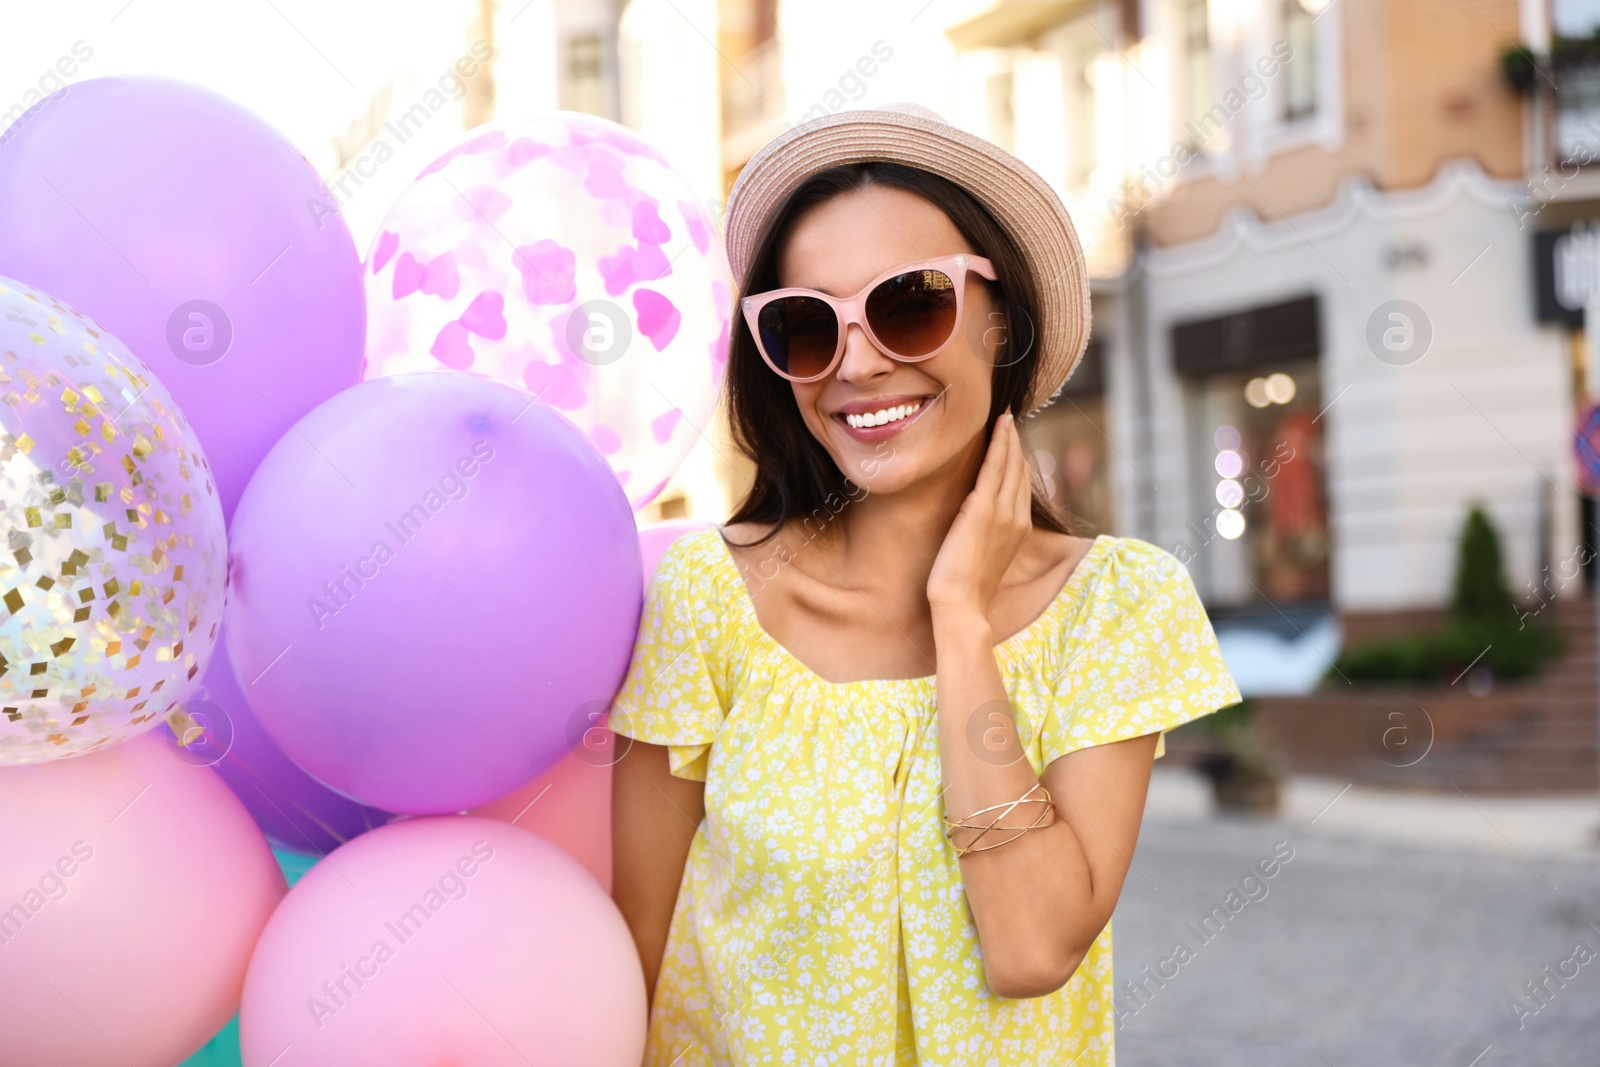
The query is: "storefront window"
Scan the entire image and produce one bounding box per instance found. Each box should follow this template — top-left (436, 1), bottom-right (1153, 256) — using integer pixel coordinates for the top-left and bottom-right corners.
top-left (1194, 362), bottom-right (1330, 604)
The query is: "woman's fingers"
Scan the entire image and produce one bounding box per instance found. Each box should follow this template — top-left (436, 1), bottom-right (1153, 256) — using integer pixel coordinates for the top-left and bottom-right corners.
top-left (972, 411), bottom-right (1010, 500)
top-left (1011, 421), bottom-right (1032, 524)
top-left (996, 413), bottom-right (1025, 519)
top-left (971, 412), bottom-right (1032, 538)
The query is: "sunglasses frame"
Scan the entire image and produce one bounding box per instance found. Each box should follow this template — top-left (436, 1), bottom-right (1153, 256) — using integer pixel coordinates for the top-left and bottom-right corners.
top-left (740, 253), bottom-right (999, 383)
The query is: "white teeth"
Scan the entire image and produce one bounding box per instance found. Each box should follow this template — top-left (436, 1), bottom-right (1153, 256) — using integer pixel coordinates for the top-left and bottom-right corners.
top-left (844, 400), bottom-right (923, 430)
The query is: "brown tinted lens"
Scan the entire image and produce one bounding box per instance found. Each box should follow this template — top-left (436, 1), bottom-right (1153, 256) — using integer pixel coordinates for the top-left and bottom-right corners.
top-left (865, 269), bottom-right (958, 357)
top-left (757, 295), bottom-right (839, 378)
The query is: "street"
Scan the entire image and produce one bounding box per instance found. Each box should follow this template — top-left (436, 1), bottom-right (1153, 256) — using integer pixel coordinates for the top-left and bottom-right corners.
top-left (1110, 773), bottom-right (1600, 1067)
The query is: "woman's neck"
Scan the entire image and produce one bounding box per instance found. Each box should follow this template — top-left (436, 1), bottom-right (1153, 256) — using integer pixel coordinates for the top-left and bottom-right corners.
top-left (820, 439), bottom-right (985, 603)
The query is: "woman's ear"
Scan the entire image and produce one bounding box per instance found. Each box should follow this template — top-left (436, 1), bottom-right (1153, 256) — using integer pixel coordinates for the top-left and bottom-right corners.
top-left (966, 294), bottom-right (1008, 365)
top-left (992, 310), bottom-right (1036, 371)
top-left (983, 310), bottom-right (1009, 362)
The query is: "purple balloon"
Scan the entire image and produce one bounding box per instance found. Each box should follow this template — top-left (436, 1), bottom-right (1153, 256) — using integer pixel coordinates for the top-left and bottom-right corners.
top-left (0, 76), bottom-right (365, 523)
top-left (160, 625), bottom-right (393, 855)
top-left (223, 372), bottom-right (644, 814)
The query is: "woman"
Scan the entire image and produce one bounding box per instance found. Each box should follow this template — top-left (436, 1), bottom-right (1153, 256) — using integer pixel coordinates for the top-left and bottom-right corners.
top-left (610, 104), bottom-right (1240, 1066)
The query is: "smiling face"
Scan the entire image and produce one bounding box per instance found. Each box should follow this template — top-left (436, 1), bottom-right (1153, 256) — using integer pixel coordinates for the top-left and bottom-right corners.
top-left (773, 184), bottom-right (1004, 498)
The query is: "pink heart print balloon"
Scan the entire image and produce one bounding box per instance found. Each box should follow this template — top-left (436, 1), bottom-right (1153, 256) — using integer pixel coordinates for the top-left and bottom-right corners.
top-left (362, 115), bottom-right (733, 509)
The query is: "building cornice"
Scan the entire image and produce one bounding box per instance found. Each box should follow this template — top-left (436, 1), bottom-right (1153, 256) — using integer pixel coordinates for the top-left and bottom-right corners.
top-left (1145, 160), bottom-right (1529, 278)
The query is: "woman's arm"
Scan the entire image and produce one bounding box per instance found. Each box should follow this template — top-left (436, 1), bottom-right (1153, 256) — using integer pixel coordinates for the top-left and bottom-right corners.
top-left (611, 739), bottom-right (704, 1003)
top-left (928, 411), bottom-right (1156, 999)
top-left (935, 607), bottom-right (1155, 998)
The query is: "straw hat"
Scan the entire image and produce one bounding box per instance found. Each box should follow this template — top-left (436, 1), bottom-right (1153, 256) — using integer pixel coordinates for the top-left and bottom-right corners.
top-left (724, 102), bottom-right (1091, 415)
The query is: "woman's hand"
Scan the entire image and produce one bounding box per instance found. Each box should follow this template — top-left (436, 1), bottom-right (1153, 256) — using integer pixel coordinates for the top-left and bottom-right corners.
top-left (926, 410), bottom-right (1032, 622)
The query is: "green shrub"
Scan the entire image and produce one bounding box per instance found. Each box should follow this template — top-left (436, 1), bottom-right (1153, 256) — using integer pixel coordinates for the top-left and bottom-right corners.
top-left (1500, 45), bottom-right (1538, 93)
top-left (1451, 506), bottom-right (1513, 623)
top-left (1331, 505), bottom-right (1564, 684)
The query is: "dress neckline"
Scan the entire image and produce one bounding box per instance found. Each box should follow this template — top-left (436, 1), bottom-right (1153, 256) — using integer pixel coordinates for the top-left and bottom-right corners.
top-left (705, 528), bottom-right (1112, 690)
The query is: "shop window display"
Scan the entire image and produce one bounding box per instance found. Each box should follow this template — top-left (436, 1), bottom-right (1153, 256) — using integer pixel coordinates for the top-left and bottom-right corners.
top-left (1196, 363), bottom-right (1329, 604)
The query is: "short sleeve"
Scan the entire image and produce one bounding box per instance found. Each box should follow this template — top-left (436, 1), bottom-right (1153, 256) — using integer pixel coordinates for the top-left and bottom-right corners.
top-left (607, 533), bottom-right (730, 782)
top-left (1038, 540), bottom-right (1241, 766)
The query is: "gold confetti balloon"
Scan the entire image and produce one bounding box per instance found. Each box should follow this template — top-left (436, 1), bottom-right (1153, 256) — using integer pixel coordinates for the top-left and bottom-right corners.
top-left (0, 276), bottom-right (226, 764)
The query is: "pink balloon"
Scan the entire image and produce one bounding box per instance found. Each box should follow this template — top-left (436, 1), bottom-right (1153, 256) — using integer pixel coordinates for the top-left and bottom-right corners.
top-left (470, 751), bottom-right (613, 891)
top-left (0, 732), bottom-right (286, 1066)
top-left (239, 817), bottom-right (645, 1067)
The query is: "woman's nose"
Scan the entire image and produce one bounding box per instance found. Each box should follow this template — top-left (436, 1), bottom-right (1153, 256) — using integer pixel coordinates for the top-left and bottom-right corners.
top-left (834, 323), bottom-right (895, 385)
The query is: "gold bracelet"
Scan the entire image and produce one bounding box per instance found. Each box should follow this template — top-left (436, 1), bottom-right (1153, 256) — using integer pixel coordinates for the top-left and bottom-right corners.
top-left (943, 783), bottom-right (1056, 857)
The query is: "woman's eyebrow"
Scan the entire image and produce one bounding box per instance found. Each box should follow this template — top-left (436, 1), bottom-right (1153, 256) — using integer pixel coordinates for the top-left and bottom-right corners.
top-left (790, 271), bottom-right (884, 297)
top-left (777, 275), bottom-right (845, 297)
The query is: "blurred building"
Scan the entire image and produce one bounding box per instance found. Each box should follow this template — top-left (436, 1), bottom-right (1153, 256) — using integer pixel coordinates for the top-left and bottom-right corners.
top-left (946, 0), bottom-right (1566, 660)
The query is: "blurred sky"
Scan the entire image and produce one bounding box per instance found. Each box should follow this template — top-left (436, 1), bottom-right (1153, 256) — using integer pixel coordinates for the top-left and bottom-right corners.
top-left (1558, 0), bottom-right (1600, 34)
top-left (0, 0), bottom-right (996, 250)
top-left (0, 0), bottom-right (523, 251)
top-left (0, 0), bottom-right (475, 149)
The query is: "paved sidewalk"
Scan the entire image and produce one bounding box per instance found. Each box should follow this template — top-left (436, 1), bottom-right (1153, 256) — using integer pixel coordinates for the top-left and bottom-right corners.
top-left (1144, 767), bottom-right (1600, 857)
top-left (1110, 770), bottom-right (1600, 1067)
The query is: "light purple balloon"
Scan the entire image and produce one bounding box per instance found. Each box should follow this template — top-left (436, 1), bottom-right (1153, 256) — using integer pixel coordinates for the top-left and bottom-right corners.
top-left (223, 372), bottom-right (644, 814)
top-left (0, 76), bottom-right (365, 523)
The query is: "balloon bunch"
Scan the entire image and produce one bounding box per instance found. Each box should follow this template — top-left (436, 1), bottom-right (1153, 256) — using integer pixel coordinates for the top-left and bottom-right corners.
top-left (0, 76), bottom-right (728, 1067)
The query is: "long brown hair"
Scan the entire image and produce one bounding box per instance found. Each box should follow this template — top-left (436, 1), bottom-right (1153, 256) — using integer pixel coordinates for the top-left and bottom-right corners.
top-left (723, 162), bottom-right (1077, 546)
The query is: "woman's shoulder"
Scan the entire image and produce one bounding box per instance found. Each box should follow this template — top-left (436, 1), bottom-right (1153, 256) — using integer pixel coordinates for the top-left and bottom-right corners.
top-left (1075, 535), bottom-right (1212, 632)
top-left (1028, 530), bottom-right (1184, 588)
top-left (1060, 533), bottom-right (1196, 613)
top-left (652, 526), bottom-right (731, 591)
top-left (1095, 534), bottom-right (1189, 576)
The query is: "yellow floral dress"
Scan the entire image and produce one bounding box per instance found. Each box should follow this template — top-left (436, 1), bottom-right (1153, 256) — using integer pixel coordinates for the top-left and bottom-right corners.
top-left (608, 528), bottom-right (1241, 1066)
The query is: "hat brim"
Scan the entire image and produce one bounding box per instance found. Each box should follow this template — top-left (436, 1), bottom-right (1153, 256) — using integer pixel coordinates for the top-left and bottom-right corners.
top-left (725, 106), bottom-right (1091, 414)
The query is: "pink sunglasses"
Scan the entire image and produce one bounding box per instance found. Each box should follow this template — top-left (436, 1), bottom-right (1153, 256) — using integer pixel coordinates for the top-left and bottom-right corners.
top-left (740, 253), bottom-right (998, 382)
